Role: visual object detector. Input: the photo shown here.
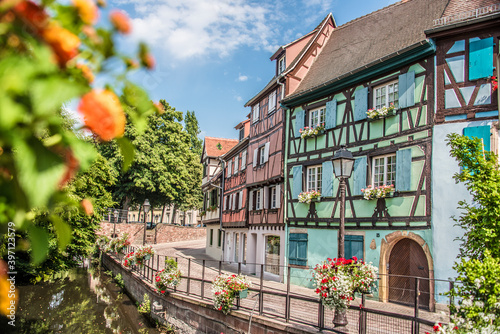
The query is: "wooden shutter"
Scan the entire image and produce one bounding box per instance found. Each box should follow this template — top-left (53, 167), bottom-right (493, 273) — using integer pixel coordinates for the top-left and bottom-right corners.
top-left (241, 151), bottom-right (246, 170)
top-left (239, 190), bottom-right (243, 209)
top-left (399, 71), bottom-right (415, 108)
top-left (325, 99), bottom-right (337, 130)
top-left (322, 161), bottom-right (333, 197)
top-left (289, 233), bottom-right (307, 266)
top-left (223, 195), bottom-right (226, 211)
top-left (354, 87), bottom-right (368, 121)
top-left (253, 148), bottom-right (258, 167)
top-left (232, 193), bottom-right (236, 210)
top-left (295, 110), bottom-right (305, 138)
top-left (292, 165), bottom-right (303, 198)
top-left (264, 142), bottom-right (270, 163)
top-left (353, 156), bottom-right (367, 196)
top-left (396, 149), bottom-right (412, 191)
top-left (464, 125), bottom-right (491, 152)
top-left (234, 156), bottom-right (238, 172)
top-left (249, 190), bottom-right (253, 210)
top-left (259, 189), bottom-right (264, 209)
top-left (345, 235), bottom-right (364, 261)
top-left (469, 37), bottom-right (493, 80)
top-left (263, 186), bottom-right (269, 209)
top-left (276, 184), bottom-right (281, 208)
top-left (227, 161), bottom-right (232, 177)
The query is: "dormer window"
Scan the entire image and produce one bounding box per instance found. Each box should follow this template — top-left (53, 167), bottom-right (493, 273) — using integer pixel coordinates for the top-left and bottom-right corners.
top-left (278, 56), bottom-right (286, 74)
top-left (239, 128), bottom-right (245, 141)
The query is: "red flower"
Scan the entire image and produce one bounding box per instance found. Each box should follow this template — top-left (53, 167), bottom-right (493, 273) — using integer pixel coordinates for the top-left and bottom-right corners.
top-left (161, 290), bottom-right (165, 294)
top-left (13, 1), bottom-right (49, 33)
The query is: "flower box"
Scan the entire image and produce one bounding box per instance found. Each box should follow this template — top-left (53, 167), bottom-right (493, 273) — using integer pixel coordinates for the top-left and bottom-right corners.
top-left (361, 184), bottom-right (395, 200)
top-left (298, 191), bottom-right (321, 204)
top-left (367, 104), bottom-right (397, 120)
top-left (300, 124), bottom-right (325, 139)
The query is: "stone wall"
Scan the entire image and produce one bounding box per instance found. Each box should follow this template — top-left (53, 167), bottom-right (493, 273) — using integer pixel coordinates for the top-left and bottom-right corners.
top-left (102, 253), bottom-right (318, 334)
top-left (98, 223), bottom-right (206, 244)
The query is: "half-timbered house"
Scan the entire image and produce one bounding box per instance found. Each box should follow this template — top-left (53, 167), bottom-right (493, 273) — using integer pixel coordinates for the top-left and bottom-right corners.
top-left (281, 0), bottom-right (450, 310)
top-left (201, 137), bottom-right (238, 260)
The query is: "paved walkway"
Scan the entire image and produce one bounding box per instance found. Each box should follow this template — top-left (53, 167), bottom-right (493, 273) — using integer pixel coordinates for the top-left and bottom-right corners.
top-left (134, 239), bottom-right (450, 333)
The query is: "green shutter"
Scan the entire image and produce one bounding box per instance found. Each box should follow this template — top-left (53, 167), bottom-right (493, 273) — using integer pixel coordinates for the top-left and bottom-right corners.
top-left (463, 125), bottom-right (491, 152)
top-left (353, 156), bottom-right (367, 196)
top-left (345, 235), bottom-right (363, 261)
top-left (292, 165), bottom-right (303, 199)
top-left (354, 87), bottom-right (368, 121)
top-left (289, 233), bottom-right (307, 266)
top-left (396, 149), bottom-right (412, 191)
top-left (325, 99), bottom-right (337, 129)
top-left (469, 37), bottom-right (493, 80)
top-left (399, 71), bottom-right (415, 108)
top-left (295, 110), bottom-right (305, 138)
top-left (322, 161), bottom-right (333, 197)
top-left (399, 73), bottom-right (407, 108)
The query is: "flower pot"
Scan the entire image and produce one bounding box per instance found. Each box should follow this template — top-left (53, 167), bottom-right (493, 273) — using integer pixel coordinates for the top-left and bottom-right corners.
top-left (239, 289), bottom-right (248, 299)
top-left (144, 254), bottom-right (151, 261)
top-left (333, 308), bottom-right (348, 327)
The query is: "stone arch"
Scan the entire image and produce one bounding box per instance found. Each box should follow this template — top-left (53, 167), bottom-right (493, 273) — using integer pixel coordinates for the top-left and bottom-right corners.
top-left (378, 231), bottom-right (435, 311)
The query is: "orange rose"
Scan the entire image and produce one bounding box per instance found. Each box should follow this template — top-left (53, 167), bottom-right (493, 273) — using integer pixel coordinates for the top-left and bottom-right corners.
top-left (81, 199), bottom-right (93, 215)
top-left (77, 63), bottom-right (94, 83)
top-left (109, 10), bottom-right (131, 34)
top-left (13, 1), bottom-right (49, 33)
top-left (73, 0), bottom-right (98, 25)
top-left (41, 22), bottom-right (80, 66)
top-left (78, 89), bottom-right (126, 141)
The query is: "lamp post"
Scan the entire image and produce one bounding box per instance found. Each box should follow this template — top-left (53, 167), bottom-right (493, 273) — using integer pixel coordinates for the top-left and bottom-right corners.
top-left (331, 146), bottom-right (355, 259)
top-left (113, 209), bottom-right (119, 238)
top-left (143, 199), bottom-right (150, 245)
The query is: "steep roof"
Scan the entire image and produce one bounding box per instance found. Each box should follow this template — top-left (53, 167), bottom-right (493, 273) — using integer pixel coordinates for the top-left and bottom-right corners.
top-left (285, 0), bottom-right (449, 100)
top-left (203, 137), bottom-right (238, 158)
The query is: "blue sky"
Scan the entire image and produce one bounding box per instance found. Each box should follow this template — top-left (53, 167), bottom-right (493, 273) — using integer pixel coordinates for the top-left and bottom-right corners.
top-left (107, 0), bottom-right (399, 140)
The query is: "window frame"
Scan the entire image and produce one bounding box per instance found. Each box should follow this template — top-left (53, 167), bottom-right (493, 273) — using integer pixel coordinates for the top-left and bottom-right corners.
top-left (306, 165), bottom-right (323, 193)
top-left (309, 107), bottom-right (325, 128)
top-left (371, 153), bottom-right (396, 188)
top-left (268, 90), bottom-right (277, 114)
top-left (270, 186), bottom-right (277, 209)
top-left (252, 103), bottom-right (260, 123)
top-left (373, 80), bottom-right (399, 110)
top-left (259, 146), bottom-right (266, 166)
top-left (278, 56), bottom-right (286, 74)
top-left (234, 156), bottom-right (239, 174)
top-left (255, 189), bottom-right (262, 210)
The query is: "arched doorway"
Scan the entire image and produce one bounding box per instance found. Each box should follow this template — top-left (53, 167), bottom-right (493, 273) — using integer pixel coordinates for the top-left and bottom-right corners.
top-left (388, 238), bottom-right (430, 309)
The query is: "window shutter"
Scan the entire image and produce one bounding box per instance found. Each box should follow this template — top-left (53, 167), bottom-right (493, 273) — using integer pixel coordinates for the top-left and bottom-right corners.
top-left (264, 142), bottom-right (270, 163)
top-left (353, 156), bottom-right (367, 196)
top-left (354, 87), bottom-right (368, 121)
top-left (396, 148), bottom-right (412, 191)
top-left (223, 195), bottom-right (227, 211)
top-left (241, 151), bottom-right (247, 170)
top-left (469, 37), bottom-right (493, 80)
top-left (259, 189), bottom-right (264, 209)
top-left (345, 235), bottom-right (364, 261)
top-left (399, 71), bottom-right (415, 108)
top-left (292, 165), bottom-right (303, 198)
top-left (249, 190), bottom-right (253, 210)
top-left (321, 161), bottom-right (333, 197)
top-left (239, 190), bottom-right (243, 209)
top-left (234, 156), bottom-right (238, 172)
top-left (253, 148), bottom-right (258, 167)
top-left (263, 186), bottom-right (269, 209)
top-left (289, 233), bottom-right (307, 266)
top-left (276, 184), bottom-right (281, 208)
top-left (295, 110), bottom-right (305, 138)
top-left (232, 193), bottom-right (236, 210)
top-left (227, 161), bottom-right (232, 177)
top-left (325, 99), bottom-right (337, 130)
top-left (464, 125), bottom-right (491, 152)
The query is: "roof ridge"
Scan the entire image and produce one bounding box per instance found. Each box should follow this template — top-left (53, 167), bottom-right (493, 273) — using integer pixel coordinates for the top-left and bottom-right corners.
top-left (205, 136), bottom-right (239, 141)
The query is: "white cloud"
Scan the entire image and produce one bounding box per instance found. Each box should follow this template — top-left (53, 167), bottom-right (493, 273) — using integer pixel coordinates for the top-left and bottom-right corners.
top-left (121, 0), bottom-right (280, 61)
top-left (237, 74), bottom-right (248, 82)
top-left (234, 95), bottom-right (243, 102)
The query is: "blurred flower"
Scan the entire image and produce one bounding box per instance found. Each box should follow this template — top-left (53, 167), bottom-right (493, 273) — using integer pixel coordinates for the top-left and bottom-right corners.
top-left (141, 53), bottom-right (155, 70)
top-left (109, 10), bottom-right (131, 34)
top-left (77, 63), bottom-right (94, 83)
top-left (59, 149), bottom-right (79, 188)
top-left (73, 0), bottom-right (98, 25)
top-left (13, 1), bottom-right (49, 33)
top-left (78, 89), bottom-right (126, 141)
top-left (125, 58), bottom-right (139, 69)
top-left (0, 260), bottom-right (17, 317)
top-left (96, 0), bottom-right (106, 8)
top-left (154, 102), bottom-right (164, 114)
top-left (81, 199), bottom-right (93, 215)
top-left (41, 22), bottom-right (80, 66)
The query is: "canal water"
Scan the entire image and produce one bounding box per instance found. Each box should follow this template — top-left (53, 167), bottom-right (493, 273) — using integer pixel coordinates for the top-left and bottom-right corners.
top-left (1, 265), bottom-right (167, 334)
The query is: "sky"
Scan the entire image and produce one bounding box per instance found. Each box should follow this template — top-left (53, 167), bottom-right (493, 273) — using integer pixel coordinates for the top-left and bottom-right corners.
top-left (106, 0), bottom-right (400, 140)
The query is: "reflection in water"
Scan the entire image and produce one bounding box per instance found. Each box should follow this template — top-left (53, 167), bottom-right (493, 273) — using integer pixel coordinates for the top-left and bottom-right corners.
top-left (0, 265), bottom-right (159, 334)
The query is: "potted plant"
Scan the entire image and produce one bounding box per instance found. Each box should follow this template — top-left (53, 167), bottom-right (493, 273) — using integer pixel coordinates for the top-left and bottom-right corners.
top-left (212, 274), bottom-right (251, 314)
top-left (122, 251), bottom-right (136, 268)
top-left (154, 258), bottom-right (182, 294)
top-left (300, 123), bottom-right (325, 139)
top-left (366, 103), bottom-right (397, 120)
top-left (361, 184), bottom-right (395, 200)
top-left (298, 190), bottom-right (321, 204)
top-left (313, 257), bottom-right (378, 327)
top-left (134, 245), bottom-right (155, 266)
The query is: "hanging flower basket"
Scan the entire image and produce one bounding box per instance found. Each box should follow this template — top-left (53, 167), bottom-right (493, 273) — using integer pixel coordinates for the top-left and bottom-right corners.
top-left (367, 104), bottom-right (396, 120)
top-left (107, 233), bottom-right (130, 254)
top-left (298, 190), bottom-right (321, 204)
top-left (134, 245), bottom-right (155, 266)
top-left (123, 251), bottom-right (136, 268)
top-left (154, 259), bottom-right (182, 294)
top-left (212, 274), bottom-right (251, 314)
top-left (300, 124), bottom-right (325, 139)
top-left (361, 184), bottom-right (394, 200)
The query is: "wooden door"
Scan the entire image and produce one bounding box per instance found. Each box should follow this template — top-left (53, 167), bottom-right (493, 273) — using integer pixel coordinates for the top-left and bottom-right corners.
top-left (388, 238), bottom-right (430, 309)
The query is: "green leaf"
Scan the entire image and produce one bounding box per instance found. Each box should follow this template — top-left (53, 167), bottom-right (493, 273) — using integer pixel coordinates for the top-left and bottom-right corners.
top-left (51, 215), bottom-right (72, 250)
top-left (28, 224), bottom-right (50, 265)
top-left (30, 77), bottom-right (88, 116)
top-left (0, 92), bottom-right (26, 130)
top-left (123, 82), bottom-right (155, 132)
top-left (117, 137), bottom-right (135, 172)
top-left (66, 134), bottom-right (98, 171)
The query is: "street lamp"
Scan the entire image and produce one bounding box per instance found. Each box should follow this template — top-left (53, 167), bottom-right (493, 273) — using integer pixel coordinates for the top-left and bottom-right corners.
top-left (113, 209), bottom-right (119, 238)
top-left (143, 199), bottom-right (150, 245)
top-left (331, 146), bottom-right (355, 259)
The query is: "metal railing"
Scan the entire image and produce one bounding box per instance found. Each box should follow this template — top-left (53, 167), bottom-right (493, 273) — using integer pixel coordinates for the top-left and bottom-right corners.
top-left (108, 248), bottom-right (452, 334)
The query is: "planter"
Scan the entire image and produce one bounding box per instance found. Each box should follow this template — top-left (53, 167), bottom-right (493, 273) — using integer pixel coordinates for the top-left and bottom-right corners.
top-left (367, 105), bottom-right (397, 120)
top-left (239, 289), bottom-right (248, 299)
top-left (333, 309), bottom-right (348, 327)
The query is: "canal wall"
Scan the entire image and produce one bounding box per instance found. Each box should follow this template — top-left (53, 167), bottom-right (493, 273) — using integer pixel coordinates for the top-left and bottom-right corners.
top-left (98, 223), bottom-right (206, 244)
top-left (102, 253), bottom-right (319, 334)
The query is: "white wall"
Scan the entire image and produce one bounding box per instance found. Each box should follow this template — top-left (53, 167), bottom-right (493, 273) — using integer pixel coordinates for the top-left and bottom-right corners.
top-left (205, 225), bottom-right (223, 261)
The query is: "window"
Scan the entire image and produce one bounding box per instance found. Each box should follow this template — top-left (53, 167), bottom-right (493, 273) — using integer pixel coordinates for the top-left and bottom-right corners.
top-left (345, 235), bottom-right (364, 261)
top-left (307, 165), bottom-right (322, 192)
top-left (309, 107), bottom-right (325, 127)
top-left (270, 186), bottom-right (277, 209)
top-left (202, 164), bottom-right (207, 177)
top-left (255, 190), bottom-right (262, 210)
top-left (374, 81), bottom-right (399, 110)
top-left (372, 154), bottom-right (396, 187)
top-left (259, 146), bottom-right (266, 165)
top-left (227, 160), bottom-right (232, 177)
top-left (210, 188), bottom-right (218, 207)
top-left (265, 236), bottom-right (280, 275)
top-left (218, 229), bottom-right (222, 247)
top-left (278, 56), bottom-right (286, 74)
top-left (234, 156), bottom-right (239, 173)
top-left (268, 90), bottom-right (277, 114)
top-left (239, 128), bottom-right (245, 141)
top-left (241, 151), bottom-right (247, 170)
top-left (210, 229), bottom-right (214, 246)
top-left (234, 192), bottom-right (240, 210)
top-left (252, 104), bottom-right (260, 123)
top-left (289, 233), bottom-right (307, 266)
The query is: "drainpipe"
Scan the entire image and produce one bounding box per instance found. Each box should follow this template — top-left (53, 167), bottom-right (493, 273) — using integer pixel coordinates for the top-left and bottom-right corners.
top-left (215, 157), bottom-right (226, 262)
top-left (276, 75), bottom-right (285, 100)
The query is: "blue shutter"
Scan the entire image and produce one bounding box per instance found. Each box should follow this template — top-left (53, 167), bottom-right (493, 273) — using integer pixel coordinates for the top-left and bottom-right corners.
top-left (399, 73), bottom-right (408, 108)
top-left (292, 165), bottom-right (303, 198)
top-left (396, 149), bottom-right (412, 191)
top-left (463, 125), bottom-right (491, 152)
top-left (354, 87), bottom-right (368, 121)
top-left (345, 235), bottom-right (363, 261)
top-left (352, 156), bottom-right (367, 196)
top-left (399, 71), bottom-right (415, 108)
top-left (322, 161), bottom-right (333, 197)
top-left (325, 99), bottom-right (337, 130)
top-left (289, 233), bottom-right (307, 266)
top-left (295, 110), bottom-right (305, 138)
top-left (469, 37), bottom-right (493, 80)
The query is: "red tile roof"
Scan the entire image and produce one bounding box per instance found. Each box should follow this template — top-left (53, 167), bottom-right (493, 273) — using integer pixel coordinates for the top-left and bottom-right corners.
top-left (204, 137), bottom-right (239, 157)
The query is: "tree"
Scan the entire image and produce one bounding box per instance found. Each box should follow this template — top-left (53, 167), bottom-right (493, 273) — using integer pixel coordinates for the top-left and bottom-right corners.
top-left (185, 110), bottom-right (203, 156)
